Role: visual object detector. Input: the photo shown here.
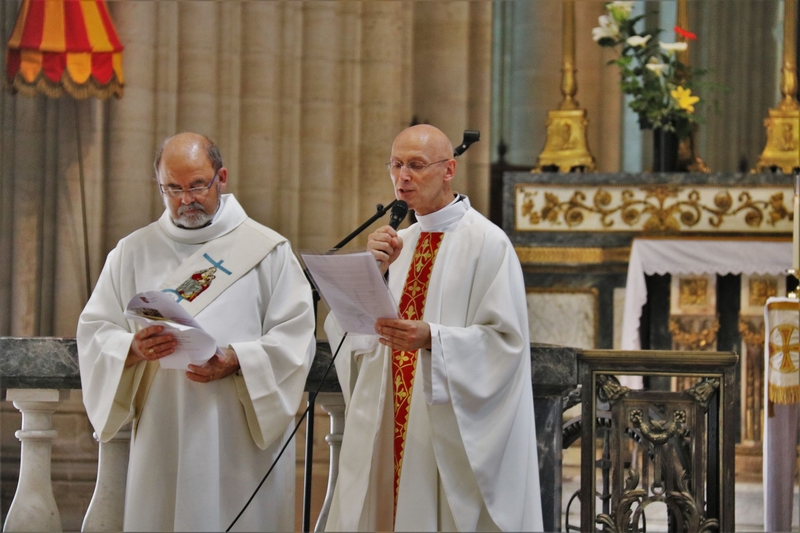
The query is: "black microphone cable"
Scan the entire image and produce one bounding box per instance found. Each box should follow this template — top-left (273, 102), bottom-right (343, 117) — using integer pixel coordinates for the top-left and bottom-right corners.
top-left (226, 332), bottom-right (348, 532)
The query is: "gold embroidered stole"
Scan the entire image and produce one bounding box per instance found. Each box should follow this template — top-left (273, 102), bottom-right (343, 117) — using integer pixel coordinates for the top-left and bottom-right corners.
top-left (392, 231), bottom-right (444, 516)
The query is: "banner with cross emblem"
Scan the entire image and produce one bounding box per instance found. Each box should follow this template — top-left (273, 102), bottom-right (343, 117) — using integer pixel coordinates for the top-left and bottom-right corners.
top-left (766, 297), bottom-right (800, 405)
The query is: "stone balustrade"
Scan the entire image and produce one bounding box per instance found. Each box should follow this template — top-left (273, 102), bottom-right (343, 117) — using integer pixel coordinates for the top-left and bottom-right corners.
top-left (0, 337), bottom-right (577, 532)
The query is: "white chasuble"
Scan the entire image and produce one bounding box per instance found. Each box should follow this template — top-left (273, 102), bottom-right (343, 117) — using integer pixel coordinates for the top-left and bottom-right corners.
top-left (78, 195), bottom-right (316, 532)
top-left (325, 198), bottom-right (543, 532)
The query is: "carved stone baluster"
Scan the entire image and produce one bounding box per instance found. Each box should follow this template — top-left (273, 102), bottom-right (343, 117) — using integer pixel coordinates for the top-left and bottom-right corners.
top-left (314, 392), bottom-right (345, 533)
top-left (81, 424), bottom-right (131, 532)
top-left (3, 389), bottom-right (69, 532)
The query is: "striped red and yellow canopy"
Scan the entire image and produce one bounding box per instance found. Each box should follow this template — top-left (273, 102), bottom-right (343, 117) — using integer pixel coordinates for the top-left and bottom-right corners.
top-left (6, 0), bottom-right (124, 99)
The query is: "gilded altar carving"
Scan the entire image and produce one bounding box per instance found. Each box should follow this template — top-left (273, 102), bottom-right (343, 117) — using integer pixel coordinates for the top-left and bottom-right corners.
top-left (669, 317), bottom-right (719, 351)
top-left (739, 318), bottom-right (766, 347)
top-left (748, 277), bottom-right (779, 307)
top-left (515, 183), bottom-right (792, 233)
top-left (679, 278), bottom-right (709, 307)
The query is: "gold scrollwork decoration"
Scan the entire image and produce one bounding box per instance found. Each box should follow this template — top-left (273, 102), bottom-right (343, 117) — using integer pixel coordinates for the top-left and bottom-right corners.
top-left (629, 408), bottom-right (687, 445)
top-left (669, 317), bottom-right (720, 350)
top-left (684, 378), bottom-right (720, 410)
top-left (519, 185), bottom-right (789, 232)
top-left (596, 474), bottom-right (720, 533)
top-left (739, 319), bottom-right (766, 347)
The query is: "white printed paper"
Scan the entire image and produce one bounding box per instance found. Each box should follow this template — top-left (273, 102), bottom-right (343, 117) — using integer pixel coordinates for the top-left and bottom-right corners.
top-left (124, 291), bottom-right (219, 370)
top-left (301, 251), bottom-right (398, 335)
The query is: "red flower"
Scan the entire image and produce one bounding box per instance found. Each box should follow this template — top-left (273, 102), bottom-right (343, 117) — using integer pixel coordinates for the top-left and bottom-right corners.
top-left (674, 26), bottom-right (697, 41)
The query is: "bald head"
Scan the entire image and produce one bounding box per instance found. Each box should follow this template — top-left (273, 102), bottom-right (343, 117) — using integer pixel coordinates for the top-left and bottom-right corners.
top-left (391, 124), bottom-right (454, 162)
top-left (389, 124), bottom-right (456, 216)
top-left (155, 132), bottom-right (222, 176)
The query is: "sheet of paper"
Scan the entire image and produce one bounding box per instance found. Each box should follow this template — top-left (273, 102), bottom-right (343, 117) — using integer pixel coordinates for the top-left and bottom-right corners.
top-left (301, 251), bottom-right (398, 335)
top-left (124, 291), bottom-right (218, 370)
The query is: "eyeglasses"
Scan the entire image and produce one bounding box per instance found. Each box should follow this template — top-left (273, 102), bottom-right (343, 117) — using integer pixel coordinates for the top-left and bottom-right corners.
top-left (159, 171), bottom-right (218, 198)
top-left (385, 159), bottom-right (450, 174)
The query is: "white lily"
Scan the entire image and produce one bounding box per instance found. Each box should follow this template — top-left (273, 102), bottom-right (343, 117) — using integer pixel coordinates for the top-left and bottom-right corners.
top-left (607, 1), bottom-right (636, 22)
top-left (646, 57), bottom-right (667, 77)
top-left (626, 35), bottom-right (651, 47)
top-left (659, 41), bottom-right (688, 53)
top-left (592, 15), bottom-right (620, 41)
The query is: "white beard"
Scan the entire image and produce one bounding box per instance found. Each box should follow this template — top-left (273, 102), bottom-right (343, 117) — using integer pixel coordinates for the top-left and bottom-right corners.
top-left (165, 195), bottom-right (220, 229)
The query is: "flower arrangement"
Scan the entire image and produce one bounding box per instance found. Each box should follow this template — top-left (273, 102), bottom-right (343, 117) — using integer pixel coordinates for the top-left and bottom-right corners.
top-left (592, 1), bottom-right (704, 140)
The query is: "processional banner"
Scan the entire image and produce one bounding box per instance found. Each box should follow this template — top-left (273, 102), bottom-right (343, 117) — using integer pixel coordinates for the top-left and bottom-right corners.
top-left (766, 297), bottom-right (800, 405)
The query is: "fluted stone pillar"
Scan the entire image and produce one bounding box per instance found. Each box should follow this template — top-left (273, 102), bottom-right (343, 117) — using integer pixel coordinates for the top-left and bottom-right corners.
top-left (10, 97), bottom-right (49, 336)
top-left (464, 2), bottom-right (493, 214)
top-left (277, 2), bottom-right (304, 246)
top-left (177, 2), bottom-right (219, 139)
top-left (239, 2), bottom-right (282, 230)
top-left (355, 2), bottom-right (410, 248)
top-left (105, 2), bottom-right (159, 250)
top-left (299, 2), bottom-right (345, 251)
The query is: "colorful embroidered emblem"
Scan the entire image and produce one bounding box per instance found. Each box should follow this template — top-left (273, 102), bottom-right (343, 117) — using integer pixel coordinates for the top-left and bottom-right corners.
top-left (175, 266), bottom-right (217, 302)
top-left (392, 231), bottom-right (444, 516)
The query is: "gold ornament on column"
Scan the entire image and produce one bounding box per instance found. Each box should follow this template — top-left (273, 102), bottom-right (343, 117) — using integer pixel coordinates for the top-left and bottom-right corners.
top-left (535, 0), bottom-right (595, 172)
top-left (755, 0), bottom-right (799, 173)
top-left (675, 0), bottom-right (709, 172)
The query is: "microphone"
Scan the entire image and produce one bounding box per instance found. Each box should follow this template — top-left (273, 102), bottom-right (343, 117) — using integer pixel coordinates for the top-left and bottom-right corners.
top-left (388, 200), bottom-right (408, 230)
top-left (453, 130), bottom-right (480, 157)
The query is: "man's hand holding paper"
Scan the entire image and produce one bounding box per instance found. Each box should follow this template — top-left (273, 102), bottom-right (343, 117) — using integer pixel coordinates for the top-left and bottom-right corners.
top-left (301, 251), bottom-right (399, 335)
top-left (126, 325), bottom-right (177, 367)
top-left (124, 290), bottom-right (221, 371)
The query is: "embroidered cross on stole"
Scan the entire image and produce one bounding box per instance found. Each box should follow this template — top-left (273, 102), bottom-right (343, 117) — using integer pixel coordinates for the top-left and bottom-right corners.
top-left (392, 231), bottom-right (444, 518)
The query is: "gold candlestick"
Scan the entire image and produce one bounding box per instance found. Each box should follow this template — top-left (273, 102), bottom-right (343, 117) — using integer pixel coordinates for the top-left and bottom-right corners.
top-left (534, 0), bottom-right (595, 173)
top-left (755, 0), bottom-right (800, 173)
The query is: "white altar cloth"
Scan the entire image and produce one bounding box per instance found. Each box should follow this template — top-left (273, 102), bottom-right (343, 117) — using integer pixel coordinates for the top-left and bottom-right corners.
top-left (621, 238), bottom-right (791, 350)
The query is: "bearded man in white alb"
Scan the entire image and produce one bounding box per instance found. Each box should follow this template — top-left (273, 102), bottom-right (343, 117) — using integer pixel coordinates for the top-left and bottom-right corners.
top-left (324, 124), bottom-right (543, 532)
top-left (78, 132), bottom-right (315, 531)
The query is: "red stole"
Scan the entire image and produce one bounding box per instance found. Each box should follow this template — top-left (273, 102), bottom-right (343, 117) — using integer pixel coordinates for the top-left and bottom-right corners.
top-left (392, 231), bottom-right (444, 517)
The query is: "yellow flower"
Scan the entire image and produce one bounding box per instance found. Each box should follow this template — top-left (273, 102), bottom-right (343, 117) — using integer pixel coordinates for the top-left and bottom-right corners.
top-left (670, 86), bottom-right (700, 113)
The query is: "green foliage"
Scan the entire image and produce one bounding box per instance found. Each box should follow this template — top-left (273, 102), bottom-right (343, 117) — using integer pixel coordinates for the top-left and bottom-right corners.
top-left (592, 2), bottom-right (709, 140)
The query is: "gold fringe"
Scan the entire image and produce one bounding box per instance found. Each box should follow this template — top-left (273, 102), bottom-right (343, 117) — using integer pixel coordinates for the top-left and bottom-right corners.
top-left (768, 383), bottom-right (800, 405)
top-left (5, 71), bottom-right (124, 100)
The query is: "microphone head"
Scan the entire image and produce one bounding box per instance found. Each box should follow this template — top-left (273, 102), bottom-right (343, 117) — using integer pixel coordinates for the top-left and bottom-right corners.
top-left (389, 200), bottom-right (409, 230)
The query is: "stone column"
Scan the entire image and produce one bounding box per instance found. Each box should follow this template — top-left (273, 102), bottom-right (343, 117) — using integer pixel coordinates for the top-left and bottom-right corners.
top-left (355, 2), bottom-right (409, 248)
top-left (81, 425), bottom-right (131, 532)
top-left (9, 96), bottom-right (48, 336)
top-left (238, 2), bottom-right (282, 229)
top-left (105, 1), bottom-right (159, 250)
top-left (298, 2), bottom-right (344, 251)
top-left (3, 389), bottom-right (69, 532)
top-left (464, 2), bottom-right (493, 214)
top-left (176, 2), bottom-right (219, 138)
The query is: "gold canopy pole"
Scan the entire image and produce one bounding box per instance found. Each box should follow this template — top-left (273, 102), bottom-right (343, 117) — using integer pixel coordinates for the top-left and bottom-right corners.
top-left (676, 0), bottom-right (710, 172)
top-left (535, 0), bottom-right (595, 172)
top-left (755, 0), bottom-right (799, 173)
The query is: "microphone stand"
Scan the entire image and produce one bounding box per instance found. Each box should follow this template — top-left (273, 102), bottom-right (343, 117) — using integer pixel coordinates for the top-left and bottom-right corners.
top-left (328, 200), bottom-right (398, 253)
top-left (302, 199), bottom-right (397, 533)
